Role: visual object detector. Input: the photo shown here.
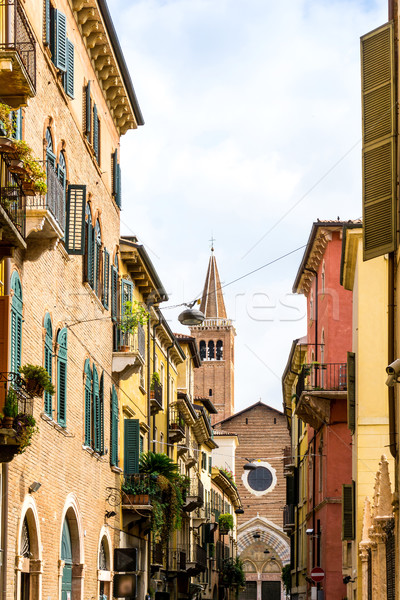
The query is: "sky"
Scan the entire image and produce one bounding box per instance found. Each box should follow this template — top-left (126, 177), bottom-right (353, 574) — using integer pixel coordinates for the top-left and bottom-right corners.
top-left (107, 0), bottom-right (387, 413)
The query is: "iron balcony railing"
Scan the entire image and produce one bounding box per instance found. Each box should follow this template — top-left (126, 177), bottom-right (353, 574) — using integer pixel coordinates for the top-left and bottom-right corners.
top-left (0, 153), bottom-right (26, 238)
top-left (283, 504), bottom-right (295, 531)
top-left (152, 542), bottom-right (164, 567)
top-left (122, 474), bottom-right (157, 506)
top-left (169, 407), bottom-right (185, 438)
top-left (26, 166), bottom-right (65, 233)
top-left (169, 547), bottom-right (187, 571)
top-left (183, 477), bottom-right (204, 512)
top-left (0, 0), bottom-right (36, 90)
top-left (150, 380), bottom-right (163, 412)
top-left (0, 372), bottom-right (34, 415)
top-left (188, 543), bottom-right (207, 570)
top-left (216, 541), bottom-right (230, 571)
top-left (297, 362), bottom-right (347, 396)
top-left (117, 329), bottom-right (146, 358)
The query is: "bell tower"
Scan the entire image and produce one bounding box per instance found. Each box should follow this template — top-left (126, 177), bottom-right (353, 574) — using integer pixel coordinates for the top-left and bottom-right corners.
top-left (190, 249), bottom-right (235, 424)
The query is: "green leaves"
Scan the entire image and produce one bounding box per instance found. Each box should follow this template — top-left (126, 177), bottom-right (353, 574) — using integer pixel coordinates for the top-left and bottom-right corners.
top-left (118, 300), bottom-right (149, 335)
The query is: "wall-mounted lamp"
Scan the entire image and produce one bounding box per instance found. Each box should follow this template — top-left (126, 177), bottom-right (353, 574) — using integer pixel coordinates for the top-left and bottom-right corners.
top-left (28, 482), bottom-right (41, 494)
top-left (235, 508), bottom-right (244, 515)
top-left (252, 532), bottom-right (261, 540)
top-left (105, 510), bottom-right (117, 519)
top-left (243, 457), bottom-right (257, 471)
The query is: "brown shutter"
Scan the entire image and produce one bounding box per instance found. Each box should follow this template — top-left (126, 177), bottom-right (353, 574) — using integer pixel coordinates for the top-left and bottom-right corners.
top-left (342, 482), bottom-right (355, 540)
top-left (361, 22), bottom-right (396, 261)
top-left (347, 351), bottom-right (356, 434)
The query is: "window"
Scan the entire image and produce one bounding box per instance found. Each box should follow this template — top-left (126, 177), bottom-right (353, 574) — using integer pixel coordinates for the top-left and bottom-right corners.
top-left (247, 467), bottom-right (273, 492)
top-left (57, 151), bottom-right (67, 195)
top-left (111, 254), bottom-right (119, 322)
top-left (208, 456), bottom-right (212, 474)
top-left (44, 313), bottom-right (53, 417)
top-left (11, 109), bottom-right (22, 140)
top-left (84, 359), bottom-right (92, 446)
top-left (56, 328), bottom-right (67, 427)
top-left (46, 2), bottom-right (74, 96)
top-left (103, 249), bottom-right (110, 309)
top-left (84, 205), bottom-right (94, 287)
top-left (46, 127), bottom-right (56, 171)
top-left (94, 221), bottom-right (102, 297)
top-left (199, 341), bottom-right (206, 360)
top-left (111, 384), bottom-right (119, 466)
top-left (201, 451), bottom-right (207, 471)
top-left (216, 340), bottom-right (223, 360)
top-left (208, 340), bottom-right (214, 360)
top-left (10, 271), bottom-right (22, 374)
top-left (84, 83), bottom-right (100, 163)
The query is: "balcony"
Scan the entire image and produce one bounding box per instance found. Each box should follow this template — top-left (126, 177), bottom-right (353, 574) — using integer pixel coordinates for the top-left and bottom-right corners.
top-left (26, 167), bottom-right (65, 242)
top-left (216, 541), bottom-right (230, 571)
top-left (283, 446), bottom-right (295, 476)
top-left (151, 542), bottom-right (164, 569)
top-left (121, 474), bottom-right (154, 528)
top-left (295, 362), bottom-right (347, 429)
top-left (169, 407), bottom-right (185, 443)
top-left (192, 502), bottom-right (211, 528)
top-left (112, 330), bottom-right (146, 376)
top-left (169, 547), bottom-right (187, 572)
top-left (186, 543), bottom-right (207, 575)
top-left (186, 441), bottom-right (197, 468)
top-left (283, 504), bottom-right (295, 533)
top-left (0, 372), bottom-right (34, 462)
top-left (183, 478), bottom-right (204, 513)
top-left (150, 380), bottom-right (163, 415)
top-left (0, 0), bottom-right (36, 108)
top-left (0, 153), bottom-right (26, 253)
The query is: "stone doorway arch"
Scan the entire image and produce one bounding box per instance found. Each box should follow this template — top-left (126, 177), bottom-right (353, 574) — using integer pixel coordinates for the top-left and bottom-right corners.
top-left (59, 494), bottom-right (85, 600)
top-left (16, 496), bottom-right (42, 600)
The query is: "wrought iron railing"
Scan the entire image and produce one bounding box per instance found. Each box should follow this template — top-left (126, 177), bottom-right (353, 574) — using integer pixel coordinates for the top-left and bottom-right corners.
top-left (0, 372), bottom-right (34, 414)
top-left (0, 0), bottom-right (36, 90)
top-left (152, 542), bottom-right (164, 566)
top-left (169, 407), bottom-right (185, 436)
top-left (169, 547), bottom-right (187, 571)
top-left (122, 473), bottom-right (157, 505)
top-left (283, 504), bottom-right (295, 529)
top-left (150, 380), bottom-right (162, 411)
top-left (0, 153), bottom-right (26, 238)
top-left (26, 166), bottom-right (65, 233)
top-left (188, 477), bottom-right (204, 501)
top-left (188, 543), bottom-right (207, 570)
top-left (297, 362), bottom-right (347, 395)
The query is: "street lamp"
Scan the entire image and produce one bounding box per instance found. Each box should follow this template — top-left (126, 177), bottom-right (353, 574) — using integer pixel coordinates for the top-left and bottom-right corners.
top-left (178, 301), bottom-right (205, 326)
top-left (243, 457), bottom-right (257, 471)
top-left (253, 532), bottom-right (261, 540)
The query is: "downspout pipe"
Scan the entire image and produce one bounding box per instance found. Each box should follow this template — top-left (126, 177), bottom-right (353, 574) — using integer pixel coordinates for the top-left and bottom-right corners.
top-left (166, 343), bottom-right (174, 581)
top-left (2, 258), bottom-right (11, 600)
top-left (152, 313), bottom-right (162, 452)
top-left (304, 267), bottom-right (318, 362)
top-left (388, 254), bottom-right (397, 457)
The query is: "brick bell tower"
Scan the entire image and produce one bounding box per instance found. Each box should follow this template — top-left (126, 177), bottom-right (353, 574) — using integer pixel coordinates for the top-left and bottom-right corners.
top-left (190, 248), bottom-right (235, 424)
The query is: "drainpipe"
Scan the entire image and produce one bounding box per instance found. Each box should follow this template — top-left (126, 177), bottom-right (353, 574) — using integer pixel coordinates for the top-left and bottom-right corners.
top-left (147, 316), bottom-right (151, 452)
top-left (388, 253), bottom-right (397, 458)
top-left (152, 313), bottom-right (162, 452)
top-left (304, 268), bottom-right (318, 362)
top-left (166, 342), bottom-right (174, 580)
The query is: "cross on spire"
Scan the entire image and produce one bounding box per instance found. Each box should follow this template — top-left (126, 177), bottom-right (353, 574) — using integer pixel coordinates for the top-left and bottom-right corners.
top-left (209, 235), bottom-right (216, 252)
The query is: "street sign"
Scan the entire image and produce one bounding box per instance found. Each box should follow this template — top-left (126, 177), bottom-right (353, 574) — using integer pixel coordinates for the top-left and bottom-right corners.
top-left (310, 567), bottom-right (325, 583)
top-left (310, 567), bottom-right (324, 582)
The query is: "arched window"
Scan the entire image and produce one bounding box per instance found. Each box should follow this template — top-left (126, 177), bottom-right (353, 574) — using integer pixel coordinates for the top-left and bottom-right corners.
top-left (56, 328), bottom-right (67, 427)
top-left (10, 272), bottom-right (22, 374)
top-left (99, 539), bottom-right (108, 570)
top-left (208, 340), bottom-right (214, 360)
top-left (199, 341), bottom-right (206, 360)
top-left (84, 359), bottom-right (92, 447)
top-left (216, 340), bottom-right (223, 360)
top-left (98, 536), bottom-right (111, 600)
top-left (21, 517), bottom-right (30, 558)
top-left (94, 220), bottom-right (102, 297)
top-left (44, 313), bottom-right (53, 417)
top-left (46, 127), bottom-right (56, 170)
top-left (61, 519), bottom-right (73, 600)
top-left (57, 150), bottom-right (67, 194)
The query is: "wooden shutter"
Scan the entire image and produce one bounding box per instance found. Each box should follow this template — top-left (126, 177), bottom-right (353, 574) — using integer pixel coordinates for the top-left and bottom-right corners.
top-left (208, 456), bottom-right (212, 474)
top-left (45, 0), bottom-right (51, 45)
top-left (84, 360), bottom-right (92, 446)
top-left (54, 10), bottom-right (67, 71)
top-left (65, 39), bottom-right (74, 98)
top-left (57, 329), bottom-right (67, 427)
top-left (116, 163), bottom-right (121, 209)
top-left (342, 482), bottom-right (355, 540)
top-left (65, 185), bottom-right (86, 255)
top-left (44, 314), bottom-right (53, 417)
top-left (93, 365), bottom-right (102, 453)
top-left (111, 385), bottom-right (119, 466)
top-left (99, 373), bottom-right (104, 454)
top-left (85, 82), bottom-right (91, 139)
top-left (347, 352), bottom-right (356, 434)
top-left (93, 104), bottom-right (99, 157)
top-left (102, 249), bottom-right (110, 309)
top-left (87, 217), bottom-right (94, 288)
top-left (361, 23), bottom-right (396, 260)
top-left (10, 272), bottom-right (22, 374)
top-left (124, 419), bottom-right (140, 475)
top-left (111, 265), bottom-right (118, 322)
top-left (0, 296), bottom-right (10, 410)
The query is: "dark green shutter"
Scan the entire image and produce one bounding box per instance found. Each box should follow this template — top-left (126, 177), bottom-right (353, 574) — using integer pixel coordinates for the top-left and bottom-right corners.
top-left (116, 163), bottom-right (121, 209)
top-left (87, 215), bottom-right (94, 288)
top-left (85, 82), bottom-right (91, 139)
top-left (93, 104), bottom-right (99, 160)
top-left (10, 272), bottom-right (22, 374)
top-left (44, 314), bottom-right (53, 417)
top-left (65, 185), bottom-right (86, 255)
top-left (208, 456), bottom-right (212, 474)
top-left (84, 360), bottom-right (92, 446)
top-left (347, 352), bottom-right (356, 434)
top-left (57, 328), bottom-right (67, 427)
top-left (111, 265), bottom-right (118, 321)
top-left (124, 419), bottom-right (140, 475)
top-left (342, 482), bottom-right (355, 540)
top-left (11, 110), bottom-right (22, 141)
top-left (65, 39), bottom-right (74, 98)
top-left (112, 150), bottom-right (121, 208)
top-left (54, 10), bottom-right (67, 71)
top-left (103, 249), bottom-right (110, 309)
top-left (111, 385), bottom-right (119, 466)
top-left (93, 365), bottom-right (100, 452)
top-left (98, 372), bottom-right (104, 454)
top-left (139, 435), bottom-right (143, 455)
top-left (45, 0), bottom-right (51, 45)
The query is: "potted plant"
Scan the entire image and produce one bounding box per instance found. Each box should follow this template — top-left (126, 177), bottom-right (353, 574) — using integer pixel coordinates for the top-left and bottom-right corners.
top-left (218, 513), bottom-right (234, 535)
top-left (13, 140), bottom-right (47, 195)
top-left (0, 103), bottom-right (16, 153)
top-left (3, 387), bottom-right (18, 428)
top-left (19, 364), bottom-right (55, 397)
top-left (150, 372), bottom-right (161, 399)
top-left (118, 300), bottom-right (148, 351)
top-left (14, 413), bottom-right (38, 454)
top-left (220, 557), bottom-right (246, 592)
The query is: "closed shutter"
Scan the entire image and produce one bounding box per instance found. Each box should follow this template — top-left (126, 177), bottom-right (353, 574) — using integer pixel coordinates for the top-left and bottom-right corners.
top-left (0, 296), bottom-right (10, 408)
top-left (44, 314), bottom-right (53, 417)
top-left (12, 110), bottom-right (22, 141)
top-left (361, 23), bottom-right (396, 260)
top-left (111, 265), bottom-right (118, 322)
top-left (10, 272), bottom-right (22, 374)
top-left (208, 456), bottom-right (212, 474)
top-left (93, 365), bottom-right (100, 452)
top-left (57, 328), bottom-right (67, 427)
top-left (112, 150), bottom-right (121, 208)
top-left (93, 104), bottom-right (99, 159)
top-left (87, 213), bottom-right (94, 288)
top-left (45, 0), bottom-right (51, 45)
top-left (347, 352), bottom-right (356, 434)
top-left (99, 372), bottom-right (104, 454)
top-left (65, 39), bottom-right (74, 98)
top-left (103, 249), bottom-right (110, 309)
top-left (124, 419), bottom-right (140, 475)
top-left (116, 163), bottom-right (121, 209)
top-left (342, 482), bottom-right (355, 540)
top-left (54, 10), bottom-right (67, 71)
top-left (85, 82), bottom-right (91, 139)
top-left (111, 385), bottom-right (119, 466)
top-left (65, 185), bottom-right (86, 255)
top-left (84, 360), bottom-right (92, 446)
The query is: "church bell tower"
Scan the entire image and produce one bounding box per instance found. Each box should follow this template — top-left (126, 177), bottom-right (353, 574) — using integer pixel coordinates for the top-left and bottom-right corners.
top-left (190, 249), bottom-right (235, 424)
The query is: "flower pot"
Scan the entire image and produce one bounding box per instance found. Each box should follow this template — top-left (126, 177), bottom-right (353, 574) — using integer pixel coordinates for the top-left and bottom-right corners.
top-left (150, 391), bottom-right (156, 399)
top-left (21, 181), bottom-right (37, 196)
top-left (119, 345), bottom-right (130, 353)
top-left (123, 493), bottom-right (150, 505)
top-left (8, 159), bottom-right (26, 175)
top-left (25, 379), bottom-right (44, 397)
top-left (2, 416), bottom-right (14, 429)
top-left (219, 525), bottom-right (230, 535)
top-left (0, 137), bottom-right (16, 153)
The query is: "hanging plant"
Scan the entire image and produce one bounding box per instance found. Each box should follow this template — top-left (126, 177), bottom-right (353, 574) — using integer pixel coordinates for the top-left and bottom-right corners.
top-left (19, 364), bottom-right (55, 397)
top-left (13, 414), bottom-right (38, 454)
top-left (219, 513), bottom-right (234, 534)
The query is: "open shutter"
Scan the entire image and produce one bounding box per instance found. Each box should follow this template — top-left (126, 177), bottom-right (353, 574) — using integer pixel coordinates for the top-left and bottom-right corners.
top-left (65, 39), bottom-right (74, 98)
top-left (0, 296), bottom-right (10, 409)
top-left (54, 10), bottom-right (67, 71)
top-left (84, 360), bottom-right (92, 446)
top-left (342, 482), bottom-right (355, 540)
top-left (111, 265), bottom-right (118, 322)
top-left (85, 82), bottom-right (91, 139)
top-left (57, 328), bottom-right (67, 427)
top-left (93, 104), bottom-right (98, 158)
top-left (103, 249), bottom-right (110, 309)
top-left (99, 373), bottom-right (104, 454)
top-left (45, 0), bottom-right (51, 45)
top-left (87, 218), bottom-right (94, 288)
top-left (44, 315), bottom-right (53, 417)
top-left (112, 150), bottom-right (121, 209)
top-left (111, 386), bottom-right (119, 466)
top-left (347, 352), bottom-right (356, 434)
top-left (65, 185), bottom-right (86, 255)
top-left (93, 365), bottom-right (100, 452)
top-left (124, 419), bottom-right (140, 475)
top-left (361, 23), bottom-right (396, 260)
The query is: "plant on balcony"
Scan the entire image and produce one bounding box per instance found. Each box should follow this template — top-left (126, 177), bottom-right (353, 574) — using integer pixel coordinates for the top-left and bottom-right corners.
top-left (13, 141), bottom-right (47, 194)
top-left (220, 467), bottom-right (236, 487)
top-left (218, 513), bottom-right (234, 534)
top-left (19, 364), bottom-right (55, 397)
top-left (220, 556), bottom-right (246, 592)
top-left (150, 372), bottom-right (161, 400)
top-left (3, 387), bottom-right (18, 428)
top-left (0, 103), bottom-right (14, 138)
top-left (119, 300), bottom-right (148, 335)
top-left (14, 414), bottom-right (38, 454)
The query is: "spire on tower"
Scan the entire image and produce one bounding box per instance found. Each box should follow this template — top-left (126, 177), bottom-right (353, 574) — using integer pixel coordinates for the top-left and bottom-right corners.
top-left (200, 251), bottom-right (227, 319)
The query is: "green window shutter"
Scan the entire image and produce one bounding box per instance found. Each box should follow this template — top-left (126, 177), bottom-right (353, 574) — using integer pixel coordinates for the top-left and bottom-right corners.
top-left (65, 185), bottom-right (86, 255)
top-left (103, 249), bottom-right (110, 309)
top-left (347, 352), bottom-right (356, 434)
top-left (86, 212), bottom-right (94, 288)
top-left (10, 272), bottom-right (22, 374)
top-left (121, 278), bottom-right (133, 311)
top-left (84, 359), bottom-right (92, 446)
top-left (94, 221), bottom-right (101, 297)
top-left (45, 0), bottom-right (51, 45)
top-left (85, 82), bottom-right (91, 139)
top-left (65, 39), bottom-right (74, 98)
top-left (54, 10), bottom-right (67, 71)
top-left (44, 314), bottom-right (53, 417)
top-left (93, 104), bottom-right (99, 159)
top-left (116, 163), bottom-right (121, 209)
top-left (57, 328), bottom-right (67, 427)
top-left (111, 385), bottom-right (119, 466)
top-left (342, 482), bottom-right (355, 540)
top-left (93, 365), bottom-right (100, 452)
top-left (208, 456), bottom-right (212, 474)
top-left (112, 150), bottom-right (121, 208)
top-left (11, 110), bottom-right (22, 141)
top-left (361, 23), bottom-right (396, 260)
top-left (124, 419), bottom-right (140, 475)
top-left (111, 265), bottom-right (118, 322)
